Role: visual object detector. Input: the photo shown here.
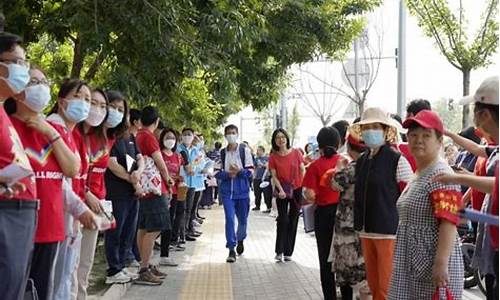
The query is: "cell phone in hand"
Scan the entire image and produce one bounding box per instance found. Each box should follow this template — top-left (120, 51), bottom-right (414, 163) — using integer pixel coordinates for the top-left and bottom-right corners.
top-left (451, 165), bottom-right (463, 172)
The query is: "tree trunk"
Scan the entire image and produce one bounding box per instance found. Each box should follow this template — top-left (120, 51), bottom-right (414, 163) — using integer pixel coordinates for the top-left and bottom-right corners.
top-left (358, 99), bottom-right (365, 118)
top-left (84, 48), bottom-right (108, 82)
top-left (70, 34), bottom-right (84, 79)
top-left (462, 69), bottom-right (471, 128)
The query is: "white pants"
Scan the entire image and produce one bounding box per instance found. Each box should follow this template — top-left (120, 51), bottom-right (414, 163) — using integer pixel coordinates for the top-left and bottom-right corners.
top-left (76, 228), bottom-right (98, 300)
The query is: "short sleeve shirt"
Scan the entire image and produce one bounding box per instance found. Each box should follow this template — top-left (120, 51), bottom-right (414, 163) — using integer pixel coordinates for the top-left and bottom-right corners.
top-left (224, 144), bottom-right (254, 170)
top-left (302, 154), bottom-right (341, 206)
top-left (269, 149), bottom-right (304, 189)
top-left (85, 131), bottom-right (112, 200)
top-left (136, 129), bottom-right (168, 194)
top-left (0, 107), bottom-right (36, 201)
top-left (10, 117), bottom-right (67, 243)
top-left (105, 136), bottom-right (141, 199)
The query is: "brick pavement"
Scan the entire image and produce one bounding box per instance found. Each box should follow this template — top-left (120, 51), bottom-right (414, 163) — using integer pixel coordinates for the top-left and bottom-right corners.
top-left (122, 205), bottom-right (485, 300)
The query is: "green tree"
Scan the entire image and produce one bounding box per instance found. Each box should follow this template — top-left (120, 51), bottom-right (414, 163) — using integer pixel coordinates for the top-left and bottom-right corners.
top-left (406, 0), bottom-right (498, 127)
top-left (3, 0), bottom-right (381, 136)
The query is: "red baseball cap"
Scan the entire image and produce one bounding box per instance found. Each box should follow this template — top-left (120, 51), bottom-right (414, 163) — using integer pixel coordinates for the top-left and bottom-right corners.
top-left (402, 110), bottom-right (444, 134)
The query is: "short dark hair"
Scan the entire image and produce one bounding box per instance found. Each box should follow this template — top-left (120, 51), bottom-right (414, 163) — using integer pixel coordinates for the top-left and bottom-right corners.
top-left (407, 122), bottom-right (443, 139)
top-left (129, 108), bottom-right (141, 124)
top-left (271, 128), bottom-right (291, 152)
top-left (159, 128), bottom-right (178, 152)
top-left (182, 127), bottom-right (194, 134)
top-left (406, 99), bottom-right (431, 116)
top-left (317, 127), bottom-right (340, 158)
top-left (331, 120), bottom-right (349, 146)
top-left (214, 141), bottom-right (222, 150)
top-left (0, 32), bottom-right (22, 55)
top-left (224, 124), bottom-right (239, 134)
top-left (474, 102), bottom-right (499, 125)
top-left (141, 106), bottom-right (159, 127)
top-left (304, 143), bottom-right (312, 153)
top-left (157, 120), bottom-right (165, 130)
top-left (257, 145), bottom-right (266, 152)
top-left (459, 126), bottom-right (481, 144)
top-left (106, 90), bottom-right (129, 139)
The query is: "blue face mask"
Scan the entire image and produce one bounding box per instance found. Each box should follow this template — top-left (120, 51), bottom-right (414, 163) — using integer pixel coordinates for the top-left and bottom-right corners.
top-left (63, 98), bottom-right (91, 123)
top-left (1, 62), bottom-right (30, 93)
top-left (105, 108), bottom-right (124, 128)
top-left (361, 129), bottom-right (385, 148)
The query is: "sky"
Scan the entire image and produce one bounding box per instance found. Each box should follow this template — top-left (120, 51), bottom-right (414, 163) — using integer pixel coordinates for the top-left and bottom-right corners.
top-left (226, 0), bottom-right (499, 148)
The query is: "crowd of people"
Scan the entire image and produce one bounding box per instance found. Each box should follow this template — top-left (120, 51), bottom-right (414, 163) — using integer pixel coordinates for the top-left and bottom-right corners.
top-left (0, 28), bottom-right (499, 300)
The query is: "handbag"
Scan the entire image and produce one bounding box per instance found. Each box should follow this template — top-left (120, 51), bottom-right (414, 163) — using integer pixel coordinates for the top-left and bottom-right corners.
top-left (274, 181), bottom-right (294, 199)
top-left (177, 183), bottom-right (188, 201)
top-left (139, 156), bottom-right (162, 196)
top-left (432, 287), bottom-right (454, 300)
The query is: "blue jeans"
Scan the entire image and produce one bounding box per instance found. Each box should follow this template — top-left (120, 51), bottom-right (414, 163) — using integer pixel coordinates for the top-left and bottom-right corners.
top-left (105, 198), bottom-right (139, 276)
top-left (222, 197), bottom-right (250, 249)
top-left (0, 203), bottom-right (37, 300)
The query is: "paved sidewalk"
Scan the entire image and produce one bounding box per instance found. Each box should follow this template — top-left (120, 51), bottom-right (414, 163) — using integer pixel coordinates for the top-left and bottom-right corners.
top-left (122, 205), bottom-right (485, 300)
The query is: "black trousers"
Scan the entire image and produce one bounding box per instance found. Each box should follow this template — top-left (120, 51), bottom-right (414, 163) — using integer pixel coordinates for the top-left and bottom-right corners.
top-left (314, 204), bottom-right (338, 300)
top-left (184, 188), bottom-right (196, 233)
top-left (160, 230), bottom-right (171, 257)
top-left (275, 190), bottom-right (300, 256)
top-left (170, 195), bottom-right (186, 242)
top-left (30, 242), bottom-right (59, 300)
top-left (253, 178), bottom-right (272, 209)
top-left (189, 191), bottom-right (202, 228)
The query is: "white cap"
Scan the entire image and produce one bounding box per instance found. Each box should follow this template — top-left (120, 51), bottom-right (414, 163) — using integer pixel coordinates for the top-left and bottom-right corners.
top-left (460, 76), bottom-right (499, 105)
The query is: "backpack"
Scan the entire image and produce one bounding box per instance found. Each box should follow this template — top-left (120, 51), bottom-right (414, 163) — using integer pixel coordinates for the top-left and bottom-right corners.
top-left (220, 144), bottom-right (246, 171)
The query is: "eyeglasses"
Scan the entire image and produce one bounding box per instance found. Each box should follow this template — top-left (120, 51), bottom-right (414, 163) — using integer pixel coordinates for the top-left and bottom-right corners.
top-left (28, 78), bottom-right (51, 87)
top-left (0, 58), bottom-right (30, 68)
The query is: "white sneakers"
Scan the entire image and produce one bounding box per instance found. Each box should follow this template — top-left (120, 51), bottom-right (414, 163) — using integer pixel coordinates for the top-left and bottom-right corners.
top-left (274, 254), bottom-right (292, 262)
top-left (122, 268), bottom-right (139, 280)
top-left (105, 271), bottom-right (133, 284)
top-left (159, 257), bottom-right (179, 267)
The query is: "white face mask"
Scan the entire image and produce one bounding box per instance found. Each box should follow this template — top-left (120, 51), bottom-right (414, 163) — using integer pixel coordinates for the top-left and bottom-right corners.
top-left (164, 139), bottom-right (176, 150)
top-left (225, 134), bottom-right (238, 144)
top-left (182, 135), bottom-right (194, 145)
top-left (23, 84), bottom-right (51, 113)
top-left (85, 106), bottom-right (107, 127)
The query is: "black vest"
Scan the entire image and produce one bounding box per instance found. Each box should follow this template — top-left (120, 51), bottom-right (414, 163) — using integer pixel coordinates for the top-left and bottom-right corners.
top-left (354, 144), bottom-right (401, 234)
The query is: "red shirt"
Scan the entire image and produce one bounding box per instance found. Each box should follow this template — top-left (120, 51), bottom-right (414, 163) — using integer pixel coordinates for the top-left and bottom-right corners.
top-left (269, 149), bottom-right (304, 189)
top-left (302, 155), bottom-right (341, 206)
top-left (472, 156), bottom-right (487, 211)
top-left (72, 128), bottom-right (89, 201)
top-left (136, 129), bottom-right (168, 195)
top-left (10, 117), bottom-right (69, 243)
top-left (85, 131), bottom-right (113, 200)
top-left (491, 164), bottom-right (499, 250)
top-left (397, 143), bottom-right (416, 172)
top-left (0, 107), bottom-right (36, 201)
top-left (162, 151), bottom-right (182, 195)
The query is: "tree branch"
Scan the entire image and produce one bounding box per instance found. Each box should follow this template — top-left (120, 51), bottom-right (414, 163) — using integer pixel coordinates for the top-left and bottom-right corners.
top-left (84, 47), bottom-right (109, 81)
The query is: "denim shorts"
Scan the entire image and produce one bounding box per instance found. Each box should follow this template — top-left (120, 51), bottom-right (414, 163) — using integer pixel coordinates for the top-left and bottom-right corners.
top-left (138, 194), bottom-right (171, 232)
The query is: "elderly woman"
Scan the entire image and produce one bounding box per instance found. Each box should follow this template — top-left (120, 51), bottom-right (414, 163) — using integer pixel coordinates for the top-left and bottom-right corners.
top-left (388, 110), bottom-right (464, 299)
top-left (351, 107), bottom-right (413, 300)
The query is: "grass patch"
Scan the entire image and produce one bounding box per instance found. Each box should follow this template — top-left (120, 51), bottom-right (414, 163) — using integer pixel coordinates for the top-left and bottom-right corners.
top-left (88, 235), bottom-right (109, 296)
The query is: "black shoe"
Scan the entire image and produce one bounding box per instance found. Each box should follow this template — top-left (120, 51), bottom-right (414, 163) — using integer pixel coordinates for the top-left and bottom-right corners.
top-left (185, 235), bottom-right (197, 241)
top-left (226, 250), bottom-right (236, 263)
top-left (193, 230), bottom-right (202, 235)
top-left (179, 239), bottom-right (186, 244)
top-left (189, 232), bottom-right (201, 237)
top-left (263, 209), bottom-right (271, 213)
top-left (197, 215), bottom-right (206, 220)
top-left (252, 207), bottom-right (260, 211)
top-left (174, 244), bottom-right (186, 251)
top-left (236, 241), bottom-right (244, 255)
top-left (195, 218), bottom-right (204, 223)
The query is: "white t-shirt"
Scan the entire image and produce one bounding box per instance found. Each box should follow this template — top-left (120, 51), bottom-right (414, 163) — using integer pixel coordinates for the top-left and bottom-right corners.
top-left (224, 144), bottom-right (254, 171)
